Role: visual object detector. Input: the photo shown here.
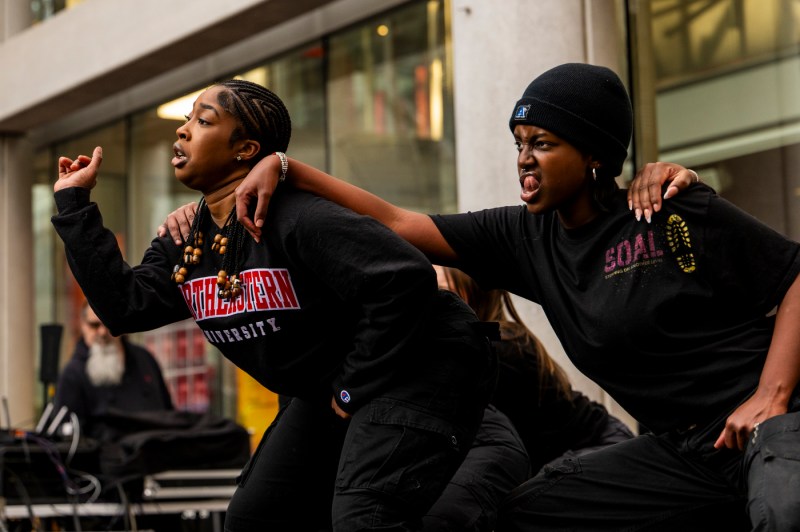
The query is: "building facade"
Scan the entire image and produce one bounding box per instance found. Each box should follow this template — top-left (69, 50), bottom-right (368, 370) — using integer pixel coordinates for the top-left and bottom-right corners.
top-left (1, 0), bottom-right (797, 433)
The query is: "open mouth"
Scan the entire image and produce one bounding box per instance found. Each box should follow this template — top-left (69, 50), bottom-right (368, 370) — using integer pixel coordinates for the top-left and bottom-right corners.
top-left (172, 143), bottom-right (187, 168)
top-left (519, 171), bottom-right (540, 203)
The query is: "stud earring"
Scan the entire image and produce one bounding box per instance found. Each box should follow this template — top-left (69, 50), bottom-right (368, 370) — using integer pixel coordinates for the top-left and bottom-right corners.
top-left (236, 155), bottom-right (242, 161)
top-left (592, 167), bottom-right (597, 181)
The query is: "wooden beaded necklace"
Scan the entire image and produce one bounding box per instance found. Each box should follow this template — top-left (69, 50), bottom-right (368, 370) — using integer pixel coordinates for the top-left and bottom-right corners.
top-left (171, 198), bottom-right (245, 301)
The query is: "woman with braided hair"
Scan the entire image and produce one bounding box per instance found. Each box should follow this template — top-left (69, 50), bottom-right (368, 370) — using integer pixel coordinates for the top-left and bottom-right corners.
top-left (51, 79), bottom-right (496, 531)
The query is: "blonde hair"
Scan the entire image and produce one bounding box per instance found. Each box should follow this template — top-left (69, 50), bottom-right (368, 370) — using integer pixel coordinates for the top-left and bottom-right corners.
top-left (438, 266), bottom-right (571, 403)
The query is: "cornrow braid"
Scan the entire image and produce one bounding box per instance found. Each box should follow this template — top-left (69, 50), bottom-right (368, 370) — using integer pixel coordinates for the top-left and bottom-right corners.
top-left (170, 80), bottom-right (291, 301)
top-left (215, 79), bottom-right (292, 162)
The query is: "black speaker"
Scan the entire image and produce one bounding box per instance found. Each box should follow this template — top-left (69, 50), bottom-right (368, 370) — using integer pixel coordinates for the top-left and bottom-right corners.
top-left (39, 324), bottom-right (63, 385)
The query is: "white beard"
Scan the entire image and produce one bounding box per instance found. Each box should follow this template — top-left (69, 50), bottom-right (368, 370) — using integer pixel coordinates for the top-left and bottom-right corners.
top-left (86, 341), bottom-right (125, 386)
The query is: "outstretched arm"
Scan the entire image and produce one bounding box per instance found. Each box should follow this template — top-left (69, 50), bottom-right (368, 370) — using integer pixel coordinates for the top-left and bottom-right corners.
top-left (52, 146), bottom-right (189, 335)
top-left (234, 155), bottom-right (458, 264)
top-left (714, 272), bottom-right (800, 451)
top-left (627, 162), bottom-right (699, 223)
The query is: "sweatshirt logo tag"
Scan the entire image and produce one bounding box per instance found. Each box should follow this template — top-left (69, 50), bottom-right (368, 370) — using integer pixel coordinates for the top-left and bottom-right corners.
top-left (340, 390), bottom-right (351, 403)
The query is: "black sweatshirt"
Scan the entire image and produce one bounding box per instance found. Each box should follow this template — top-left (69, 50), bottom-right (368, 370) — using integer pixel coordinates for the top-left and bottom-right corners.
top-left (53, 186), bottom-right (443, 414)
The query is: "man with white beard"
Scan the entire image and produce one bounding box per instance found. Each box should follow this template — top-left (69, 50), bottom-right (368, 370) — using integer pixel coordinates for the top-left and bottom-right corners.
top-left (53, 302), bottom-right (173, 438)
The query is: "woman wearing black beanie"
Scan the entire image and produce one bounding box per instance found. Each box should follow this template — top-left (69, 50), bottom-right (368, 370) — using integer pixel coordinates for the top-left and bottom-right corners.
top-left (177, 63), bottom-right (800, 530)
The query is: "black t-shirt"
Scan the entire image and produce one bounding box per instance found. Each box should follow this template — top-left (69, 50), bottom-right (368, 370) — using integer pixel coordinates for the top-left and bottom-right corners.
top-left (53, 186), bottom-right (444, 414)
top-left (432, 184), bottom-right (800, 433)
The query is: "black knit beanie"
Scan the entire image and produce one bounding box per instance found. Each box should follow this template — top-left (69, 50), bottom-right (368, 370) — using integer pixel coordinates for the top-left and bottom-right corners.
top-left (509, 63), bottom-right (632, 178)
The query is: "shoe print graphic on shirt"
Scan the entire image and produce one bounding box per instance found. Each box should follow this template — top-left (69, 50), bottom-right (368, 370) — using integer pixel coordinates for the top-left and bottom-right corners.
top-left (666, 214), bottom-right (696, 273)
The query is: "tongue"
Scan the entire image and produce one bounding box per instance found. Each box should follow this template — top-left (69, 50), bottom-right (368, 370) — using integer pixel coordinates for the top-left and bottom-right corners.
top-left (172, 156), bottom-right (186, 168)
top-left (520, 175), bottom-right (540, 202)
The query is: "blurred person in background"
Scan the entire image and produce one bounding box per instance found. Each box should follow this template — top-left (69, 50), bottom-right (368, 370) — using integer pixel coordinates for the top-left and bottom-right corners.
top-left (54, 301), bottom-right (173, 439)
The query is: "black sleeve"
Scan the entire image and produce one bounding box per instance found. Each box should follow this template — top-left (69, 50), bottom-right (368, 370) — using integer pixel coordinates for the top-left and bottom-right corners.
top-left (51, 187), bottom-right (191, 336)
top-left (292, 200), bottom-right (437, 413)
top-left (430, 207), bottom-right (542, 301)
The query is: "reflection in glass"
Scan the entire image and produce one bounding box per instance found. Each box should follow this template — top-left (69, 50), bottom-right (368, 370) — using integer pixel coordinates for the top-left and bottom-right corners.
top-left (637, 0), bottom-right (800, 240)
top-left (30, 0), bottom-right (85, 24)
top-left (649, 0), bottom-right (800, 85)
top-left (327, 0), bottom-right (456, 214)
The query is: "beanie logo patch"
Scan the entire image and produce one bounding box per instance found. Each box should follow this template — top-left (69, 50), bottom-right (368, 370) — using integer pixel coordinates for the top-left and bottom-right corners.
top-left (513, 104), bottom-right (530, 120)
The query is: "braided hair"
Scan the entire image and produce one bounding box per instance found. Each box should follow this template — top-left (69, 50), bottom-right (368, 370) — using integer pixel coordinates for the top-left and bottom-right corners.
top-left (214, 79), bottom-right (292, 162)
top-left (170, 80), bottom-right (291, 300)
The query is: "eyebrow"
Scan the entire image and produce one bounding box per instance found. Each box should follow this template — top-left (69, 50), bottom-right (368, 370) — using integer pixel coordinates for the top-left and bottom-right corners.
top-left (516, 130), bottom-right (554, 142)
top-left (198, 103), bottom-right (220, 116)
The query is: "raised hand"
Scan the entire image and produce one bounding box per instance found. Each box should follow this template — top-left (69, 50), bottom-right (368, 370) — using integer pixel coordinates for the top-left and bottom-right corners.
top-left (55, 146), bottom-right (103, 193)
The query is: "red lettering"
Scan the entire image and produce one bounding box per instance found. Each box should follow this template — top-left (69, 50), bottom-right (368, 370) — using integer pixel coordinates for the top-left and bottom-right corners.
top-left (260, 270), bottom-right (283, 308)
top-left (203, 277), bottom-right (216, 318)
top-left (617, 240), bottom-right (632, 267)
top-left (181, 269), bottom-right (300, 320)
top-left (180, 284), bottom-right (198, 319)
top-left (274, 270), bottom-right (299, 308)
top-left (605, 247), bottom-right (616, 273)
top-left (633, 233), bottom-right (649, 263)
top-left (648, 230), bottom-right (664, 257)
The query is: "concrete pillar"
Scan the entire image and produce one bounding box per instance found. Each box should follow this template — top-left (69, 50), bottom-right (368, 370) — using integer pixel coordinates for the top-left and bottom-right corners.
top-left (450, 0), bottom-right (636, 430)
top-left (0, 137), bottom-right (35, 428)
top-left (1, 0), bottom-right (33, 41)
top-left (0, 2), bottom-right (35, 428)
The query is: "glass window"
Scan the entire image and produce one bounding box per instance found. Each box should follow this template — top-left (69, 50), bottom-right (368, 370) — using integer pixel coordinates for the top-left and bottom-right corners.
top-left (33, 149), bottom-right (56, 329)
top-left (648, 0), bottom-right (800, 86)
top-left (632, 0), bottom-right (800, 240)
top-left (29, 0), bottom-right (84, 25)
top-left (327, 0), bottom-right (457, 213)
top-left (38, 123), bottom-right (128, 355)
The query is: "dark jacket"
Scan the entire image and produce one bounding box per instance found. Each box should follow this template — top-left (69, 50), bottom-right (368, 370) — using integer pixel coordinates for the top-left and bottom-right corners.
top-left (54, 337), bottom-right (173, 438)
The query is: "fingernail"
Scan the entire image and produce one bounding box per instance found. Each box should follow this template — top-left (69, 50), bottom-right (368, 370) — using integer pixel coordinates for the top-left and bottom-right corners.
top-left (635, 209), bottom-right (642, 222)
top-left (256, 219), bottom-right (264, 228)
top-left (628, 199), bottom-right (632, 210)
top-left (645, 209), bottom-right (651, 223)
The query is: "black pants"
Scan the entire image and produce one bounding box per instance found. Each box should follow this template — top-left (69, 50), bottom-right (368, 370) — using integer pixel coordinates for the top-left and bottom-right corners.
top-left (224, 304), bottom-right (496, 531)
top-left (497, 394), bottom-right (800, 531)
top-left (422, 405), bottom-right (530, 532)
top-left (422, 408), bottom-right (634, 532)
